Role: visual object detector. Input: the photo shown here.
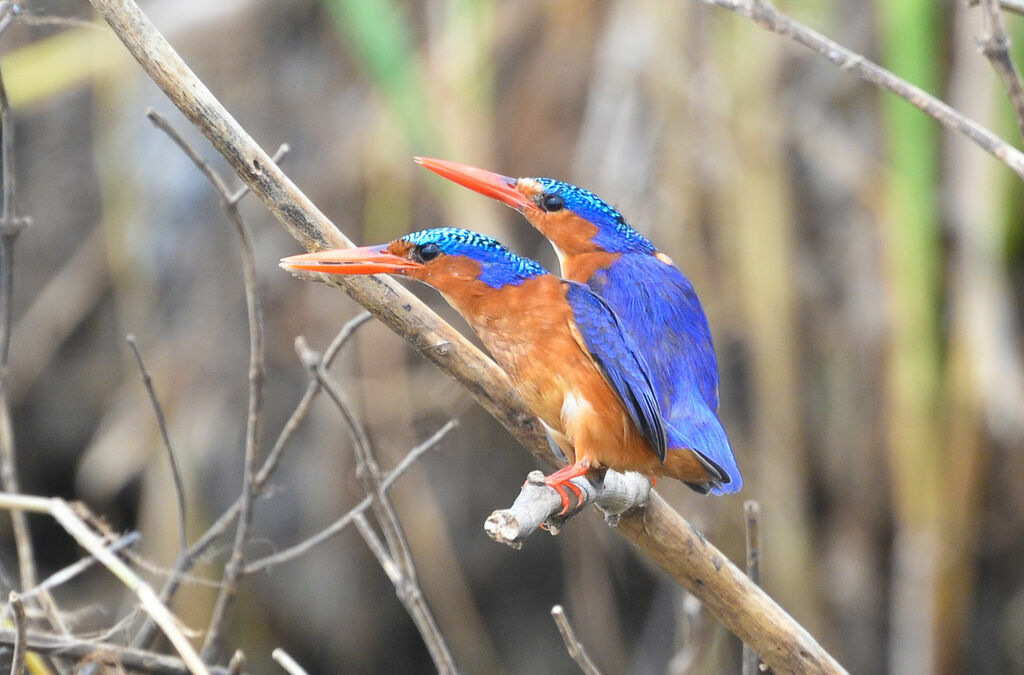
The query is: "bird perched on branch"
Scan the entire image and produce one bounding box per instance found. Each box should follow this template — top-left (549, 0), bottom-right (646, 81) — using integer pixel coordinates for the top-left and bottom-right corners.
top-left (415, 158), bottom-right (741, 494)
top-left (281, 228), bottom-right (728, 512)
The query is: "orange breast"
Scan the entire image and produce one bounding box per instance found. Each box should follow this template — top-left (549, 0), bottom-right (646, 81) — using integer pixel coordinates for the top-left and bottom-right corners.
top-left (443, 275), bottom-right (672, 476)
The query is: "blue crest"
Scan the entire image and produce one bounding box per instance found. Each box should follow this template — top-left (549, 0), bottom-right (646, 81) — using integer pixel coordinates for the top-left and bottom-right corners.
top-left (400, 228), bottom-right (547, 289)
top-left (534, 178), bottom-right (656, 255)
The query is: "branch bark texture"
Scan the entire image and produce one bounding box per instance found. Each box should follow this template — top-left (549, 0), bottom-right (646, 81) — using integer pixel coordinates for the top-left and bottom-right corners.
top-left (86, 0), bottom-right (845, 671)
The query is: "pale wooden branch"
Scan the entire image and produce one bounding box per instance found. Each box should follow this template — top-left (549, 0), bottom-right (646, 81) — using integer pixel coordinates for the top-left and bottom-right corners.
top-left (227, 651), bottom-right (245, 675)
top-left (126, 335), bottom-right (188, 555)
top-left (699, 0), bottom-right (1024, 182)
top-left (8, 591), bottom-right (25, 675)
top-left (0, 493), bottom-right (209, 675)
top-left (743, 500), bottom-right (763, 675)
top-left (979, 0), bottom-right (1024, 139)
top-left (271, 648), bottom-right (308, 675)
top-left (484, 471), bottom-right (651, 548)
top-left (0, 629), bottom-right (240, 675)
top-left (551, 605), bottom-right (602, 675)
top-left (87, 0), bottom-right (845, 671)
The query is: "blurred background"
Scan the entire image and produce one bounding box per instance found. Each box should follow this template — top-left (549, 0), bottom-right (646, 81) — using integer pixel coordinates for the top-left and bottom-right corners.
top-left (1, 0), bottom-right (1022, 672)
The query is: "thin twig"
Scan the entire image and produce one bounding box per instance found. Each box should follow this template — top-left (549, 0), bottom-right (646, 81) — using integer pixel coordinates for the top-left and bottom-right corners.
top-left (271, 648), bottom-right (308, 675)
top-left (699, 0), bottom-right (1024, 182)
top-left (979, 0), bottom-right (1024, 139)
top-left (127, 335), bottom-right (188, 555)
top-left (0, 493), bottom-right (209, 674)
top-left (296, 339), bottom-right (457, 673)
top-left (551, 605), bottom-right (601, 675)
top-left (144, 110), bottom-right (266, 663)
top-left (227, 650), bottom-right (245, 675)
top-left (5, 532), bottom-right (139, 610)
top-left (132, 315), bottom-right (373, 651)
top-left (0, 629), bottom-right (240, 675)
top-left (243, 419), bottom-right (457, 575)
top-left (969, 0), bottom-right (1024, 22)
top-left (742, 500), bottom-right (763, 675)
top-left (0, 36), bottom-right (35, 603)
top-left (0, 49), bottom-right (67, 644)
top-left (8, 591), bottom-right (25, 675)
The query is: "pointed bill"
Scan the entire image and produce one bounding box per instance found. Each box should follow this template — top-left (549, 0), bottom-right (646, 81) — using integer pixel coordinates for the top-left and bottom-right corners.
top-left (414, 156), bottom-right (539, 214)
top-left (280, 245), bottom-right (422, 275)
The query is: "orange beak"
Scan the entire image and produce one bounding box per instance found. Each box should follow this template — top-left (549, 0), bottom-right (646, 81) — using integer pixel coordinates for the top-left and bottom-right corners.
top-left (280, 245), bottom-right (423, 275)
top-left (414, 156), bottom-right (540, 214)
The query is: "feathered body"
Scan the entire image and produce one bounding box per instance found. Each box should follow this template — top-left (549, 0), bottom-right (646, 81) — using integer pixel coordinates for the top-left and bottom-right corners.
top-left (415, 159), bottom-right (741, 494)
top-left (281, 228), bottom-right (721, 486)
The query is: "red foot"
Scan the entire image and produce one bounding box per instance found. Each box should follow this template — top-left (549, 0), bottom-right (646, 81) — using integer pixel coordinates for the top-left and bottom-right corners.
top-left (542, 461), bottom-right (591, 516)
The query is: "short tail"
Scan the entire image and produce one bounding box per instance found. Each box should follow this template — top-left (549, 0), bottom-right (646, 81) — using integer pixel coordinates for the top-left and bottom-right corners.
top-left (665, 407), bottom-right (742, 495)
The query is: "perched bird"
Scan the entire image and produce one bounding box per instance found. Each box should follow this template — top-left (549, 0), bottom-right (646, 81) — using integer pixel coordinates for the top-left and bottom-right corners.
top-left (281, 228), bottom-right (726, 511)
top-left (416, 158), bottom-right (740, 494)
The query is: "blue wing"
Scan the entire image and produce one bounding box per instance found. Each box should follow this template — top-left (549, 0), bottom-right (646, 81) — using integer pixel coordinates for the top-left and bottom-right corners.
top-left (591, 254), bottom-right (741, 493)
top-left (564, 281), bottom-right (668, 463)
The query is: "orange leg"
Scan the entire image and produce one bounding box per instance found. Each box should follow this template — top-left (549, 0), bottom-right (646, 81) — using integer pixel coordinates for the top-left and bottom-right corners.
top-left (542, 460), bottom-right (591, 516)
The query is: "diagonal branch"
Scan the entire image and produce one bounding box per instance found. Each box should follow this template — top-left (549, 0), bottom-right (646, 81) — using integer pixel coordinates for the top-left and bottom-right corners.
top-left (86, 0), bottom-right (845, 671)
top-left (978, 0), bottom-right (1024, 139)
top-left (699, 0), bottom-right (1024, 182)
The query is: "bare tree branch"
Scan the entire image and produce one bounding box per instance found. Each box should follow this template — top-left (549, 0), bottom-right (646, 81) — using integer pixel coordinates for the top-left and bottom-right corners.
top-left (484, 471), bottom-right (651, 548)
top-left (126, 335), bottom-right (188, 555)
top-left (132, 314), bottom-right (372, 651)
top-left (0, 493), bottom-right (209, 675)
top-left (978, 0), bottom-right (1024, 139)
top-left (699, 0), bottom-right (1024, 182)
top-left (0, 25), bottom-right (35, 600)
top-left (242, 419), bottom-right (457, 575)
top-left (271, 648), bottom-right (308, 675)
top-left (86, 0), bottom-right (846, 670)
top-left (742, 500), bottom-right (763, 675)
top-left (551, 605), bottom-right (602, 675)
top-left (8, 591), bottom-right (26, 675)
top-left (143, 109), bottom-right (266, 663)
top-left (0, 629), bottom-right (241, 675)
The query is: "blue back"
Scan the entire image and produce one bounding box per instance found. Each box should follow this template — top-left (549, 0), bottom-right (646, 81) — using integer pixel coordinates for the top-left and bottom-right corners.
top-left (532, 182), bottom-right (741, 493)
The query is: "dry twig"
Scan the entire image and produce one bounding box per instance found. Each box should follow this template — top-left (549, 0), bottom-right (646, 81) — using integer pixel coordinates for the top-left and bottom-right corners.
top-left (242, 418), bottom-right (457, 574)
top-left (132, 312), bottom-right (369, 652)
top-left (743, 500), bottom-right (763, 675)
top-left (978, 0), bottom-right (1024, 139)
top-left (551, 605), bottom-right (602, 675)
top-left (87, 0), bottom-right (846, 670)
top-left (270, 648), bottom-right (308, 675)
top-left (699, 0), bottom-right (1024, 182)
top-left (144, 110), bottom-right (266, 663)
top-left (0, 493), bottom-right (208, 675)
top-left (0, 629), bottom-right (240, 675)
top-left (7, 591), bottom-right (26, 675)
top-left (126, 335), bottom-right (188, 555)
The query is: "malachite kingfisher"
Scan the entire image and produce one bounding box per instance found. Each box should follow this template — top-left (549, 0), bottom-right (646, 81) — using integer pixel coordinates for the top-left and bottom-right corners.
top-left (281, 228), bottom-right (728, 512)
top-left (415, 158), bottom-right (741, 495)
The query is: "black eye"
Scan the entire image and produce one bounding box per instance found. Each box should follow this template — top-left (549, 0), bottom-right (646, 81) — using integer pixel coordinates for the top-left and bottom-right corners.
top-left (417, 243), bottom-right (442, 261)
top-left (540, 193), bottom-right (565, 212)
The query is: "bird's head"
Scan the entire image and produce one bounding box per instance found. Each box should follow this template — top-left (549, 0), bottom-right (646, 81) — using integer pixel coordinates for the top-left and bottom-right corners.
top-left (416, 157), bottom-right (655, 262)
top-left (280, 227), bottom-right (547, 294)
